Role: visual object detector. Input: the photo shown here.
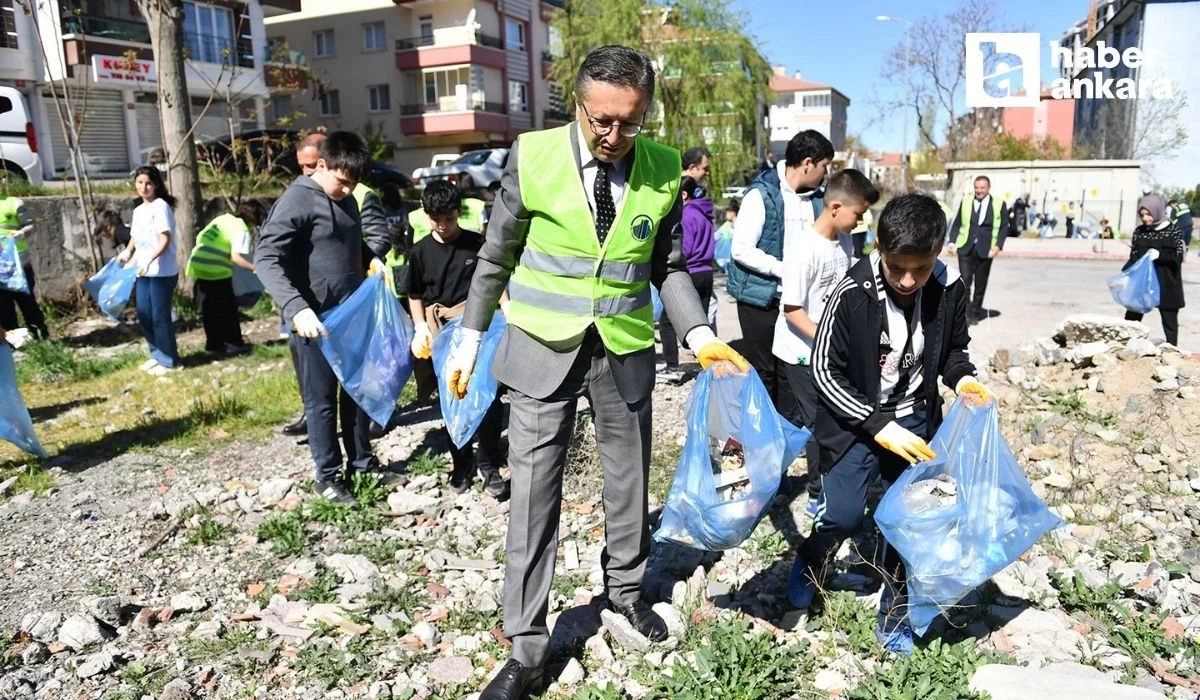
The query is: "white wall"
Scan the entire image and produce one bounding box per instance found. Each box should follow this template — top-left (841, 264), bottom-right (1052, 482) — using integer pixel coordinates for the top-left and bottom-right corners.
top-left (1139, 1), bottom-right (1200, 188)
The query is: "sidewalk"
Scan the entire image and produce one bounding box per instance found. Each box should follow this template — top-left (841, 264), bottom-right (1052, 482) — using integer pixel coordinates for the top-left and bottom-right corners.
top-left (972, 237), bottom-right (1131, 261)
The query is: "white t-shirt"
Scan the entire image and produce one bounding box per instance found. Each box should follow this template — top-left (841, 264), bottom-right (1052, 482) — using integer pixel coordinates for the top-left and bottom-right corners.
top-left (878, 289), bottom-right (926, 416)
top-left (730, 161), bottom-right (820, 291)
top-left (773, 225), bottom-right (853, 365)
top-left (131, 198), bottom-right (178, 277)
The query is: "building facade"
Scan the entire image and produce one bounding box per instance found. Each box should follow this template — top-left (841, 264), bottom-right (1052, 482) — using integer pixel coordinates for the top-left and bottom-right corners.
top-left (1001, 91), bottom-right (1076, 157)
top-left (264, 0), bottom-right (567, 176)
top-left (5, 0), bottom-right (298, 177)
top-left (766, 66), bottom-right (849, 156)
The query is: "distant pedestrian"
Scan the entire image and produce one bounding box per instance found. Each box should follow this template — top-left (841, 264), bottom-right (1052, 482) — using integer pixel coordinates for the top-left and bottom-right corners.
top-left (93, 210), bottom-right (131, 263)
top-left (682, 146), bottom-right (711, 184)
top-left (186, 202), bottom-right (265, 357)
top-left (0, 193), bottom-right (48, 340)
top-left (1124, 195), bottom-right (1184, 347)
top-left (658, 176), bottom-right (715, 380)
top-left (947, 176), bottom-right (1008, 323)
top-left (121, 166), bottom-right (180, 376)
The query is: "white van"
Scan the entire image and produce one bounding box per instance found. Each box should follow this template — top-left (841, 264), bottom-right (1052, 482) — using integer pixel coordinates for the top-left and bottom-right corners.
top-left (0, 86), bottom-right (43, 184)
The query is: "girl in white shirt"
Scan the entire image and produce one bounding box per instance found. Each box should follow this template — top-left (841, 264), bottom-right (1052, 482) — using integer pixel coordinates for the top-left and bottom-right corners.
top-left (120, 167), bottom-right (180, 374)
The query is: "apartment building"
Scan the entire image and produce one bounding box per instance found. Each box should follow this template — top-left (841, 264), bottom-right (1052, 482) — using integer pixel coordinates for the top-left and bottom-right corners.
top-left (6, 0), bottom-right (299, 177)
top-left (767, 66), bottom-right (849, 156)
top-left (265, 0), bottom-right (567, 176)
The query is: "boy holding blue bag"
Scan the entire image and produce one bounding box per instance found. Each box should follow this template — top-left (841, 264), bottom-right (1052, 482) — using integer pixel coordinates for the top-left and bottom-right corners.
top-left (792, 193), bottom-right (991, 654)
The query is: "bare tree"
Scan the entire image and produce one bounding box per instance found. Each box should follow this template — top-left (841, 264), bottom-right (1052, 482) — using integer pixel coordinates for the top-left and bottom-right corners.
top-left (133, 0), bottom-right (202, 284)
top-left (1130, 90), bottom-right (1189, 163)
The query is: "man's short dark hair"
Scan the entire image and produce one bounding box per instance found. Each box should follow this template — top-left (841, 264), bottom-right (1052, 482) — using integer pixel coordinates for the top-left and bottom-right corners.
top-left (682, 147), bottom-right (710, 170)
top-left (824, 169), bottom-right (880, 207)
top-left (422, 180), bottom-right (461, 218)
top-left (876, 194), bottom-right (946, 256)
top-left (317, 131), bottom-right (370, 183)
top-left (974, 175), bottom-right (990, 185)
top-left (785, 130), bottom-right (835, 168)
top-left (575, 45), bottom-right (656, 104)
top-left (235, 200), bottom-right (266, 227)
top-left (727, 197), bottom-right (740, 214)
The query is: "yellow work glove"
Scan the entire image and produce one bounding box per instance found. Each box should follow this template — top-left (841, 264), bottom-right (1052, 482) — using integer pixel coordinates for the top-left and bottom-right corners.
top-left (874, 421), bottom-right (936, 464)
top-left (956, 378), bottom-right (992, 407)
top-left (447, 328), bottom-right (483, 400)
top-left (410, 322), bottom-right (433, 360)
top-left (367, 257), bottom-right (396, 294)
top-left (696, 339), bottom-right (749, 377)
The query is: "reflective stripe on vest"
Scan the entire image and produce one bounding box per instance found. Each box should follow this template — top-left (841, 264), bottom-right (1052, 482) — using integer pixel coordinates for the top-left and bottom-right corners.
top-left (507, 124), bottom-right (680, 353)
top-left (956, 195), bottom-right (1002, 247)
top-left (0, 197), bottom-right (26, 254)
top-left (186, 214), bottom-right (242, 280)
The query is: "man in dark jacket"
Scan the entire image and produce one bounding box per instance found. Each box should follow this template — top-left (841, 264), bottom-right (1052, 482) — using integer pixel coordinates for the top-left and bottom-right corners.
top-left (948, 176), bottom-right (1007, 322)
top-left (255, 131), bottom-right (394, 506)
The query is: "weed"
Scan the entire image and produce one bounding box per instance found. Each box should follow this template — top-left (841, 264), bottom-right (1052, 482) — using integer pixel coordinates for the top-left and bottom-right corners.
top-left (808, 591), bottom-right (878, 657)
top-left (552, 571), bottom-right (591, 602)
top-left (189, 394), bottom-right (249, 426)
top-left (348, 472), bottom-right (389, 507)
top-left (743, 528), bottom-right (790, 560)
top-left (14, 464), bottom-right (54, 497)
top-left (291, 634), bottom-right (374, 688)
top-left (849, 638), bottom-right (1007, 699)
top-left (648, 441), bottom-right (683, 503)
top-left (293, 565), bottom-right (340, 605)
top-left (570, 684), bottom-right (629, 700)
top-left (186, 510), bottom-right (234, 547)
top-left (244, 294), bottom-right (278, 320)
top-left (181, 626), bottom-right (258, 663)
top-left (341, 537), bottom-right (406, 566)
top-left (106, 660), bottom-right (173, 699)
top-left (1107, 603), bottom-right (1199, 677)
top-left (362, 580), bottom-right (429, 619)
top-left (307, 498), bottom-right (355, 526)
top-left (172, 291), bottom-right (200, 323)
top-left (256, 513), bottom-right (310, 557)
top-left (1049, 569), bottom-right (1121, 619)
top-left (1046, 390), bottom-right (1117, 428)
top-left (405, 449), bottom-right (445, 477)
top-left (16, 340), bottom-right (139, 383)
top-left (445, 605), bottom-right (502, 635)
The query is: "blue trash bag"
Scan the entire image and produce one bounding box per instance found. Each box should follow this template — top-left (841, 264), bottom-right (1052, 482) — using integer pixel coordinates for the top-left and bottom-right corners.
top-left (83, 257), bottom-right (139, 321)
top-left (654, 367), bottom-right (809, 551)
top-left (318, 275), bottom-right (415, 427)
top-left (874, 396), bottom-right (1062, 636)
top-left (651, 285), bottom-right (663, 322)
top-left (0, 344), bottom-right (45, 457)
top-left (0, 235), bottom-right (28, 294)
top-left (232, 266), bottom-right (266, 307)
top-left (1108, 252), bottom-right (1160, 314)
top-left (714, 233), bottom-right (733, 271)
top-left (432, 313), bottom-right (507, 449)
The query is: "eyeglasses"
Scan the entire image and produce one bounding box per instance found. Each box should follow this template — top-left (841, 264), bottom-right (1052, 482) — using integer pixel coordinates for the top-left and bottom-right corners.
top-left (578, 102), bottom-right (645, 138)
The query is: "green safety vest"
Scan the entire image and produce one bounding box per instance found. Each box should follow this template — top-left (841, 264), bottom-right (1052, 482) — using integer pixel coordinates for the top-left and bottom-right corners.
top-left (507, 125), bottom-right (680, 353)
top-left (409, 197), bottom-right (488, 244)
top-left (956, 194), bottom-right (1002, 247)
top-left (384, 248), bottom-right (406, 299)
top-left (353, 182), bottom-right (380, 243)
top-left (185, 213), bottom-right (248, 281)
top-left (0, 196), bottom-right (26, 254)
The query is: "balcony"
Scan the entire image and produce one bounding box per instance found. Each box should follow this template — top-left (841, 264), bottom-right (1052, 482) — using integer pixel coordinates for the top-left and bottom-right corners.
top-left (394, 27), bottom-right (506, 71)
top-left (62, 13), bottom-right (151, 44)
top-left (399, 96), bottom-right (509, 136)
top-left (184, 31), bottom-right (255, 69)
top-left (61, 14), bottom-right (253, 69)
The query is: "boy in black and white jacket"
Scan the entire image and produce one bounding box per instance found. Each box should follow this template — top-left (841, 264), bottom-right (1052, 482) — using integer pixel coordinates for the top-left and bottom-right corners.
top-left (788, 194), bottom-right (992, 655)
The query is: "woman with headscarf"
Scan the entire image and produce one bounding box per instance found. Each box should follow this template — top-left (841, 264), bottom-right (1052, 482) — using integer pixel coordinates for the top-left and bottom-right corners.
top-left (1123, 194), bottom-right (1185, 346)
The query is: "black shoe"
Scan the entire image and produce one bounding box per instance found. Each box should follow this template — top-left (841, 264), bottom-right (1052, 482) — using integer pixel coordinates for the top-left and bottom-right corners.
top-left (480, 659), bottom-right (547, 700)
top-left (367, 420), bottom-right (388, 440)
top-left (314, 479), bottom-right (357, 507)
top-left (608, 598), bottom-right (668, 642)
top-left (449, 461), bottom-right (476, 494)
top-left (282, 413), bottom-right (308, 436)
top-left (481, 469), bottom-right (510, 500)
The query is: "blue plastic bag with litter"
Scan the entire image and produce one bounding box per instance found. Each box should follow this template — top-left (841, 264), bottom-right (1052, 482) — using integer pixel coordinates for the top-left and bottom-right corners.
top-left (0, 235), bottom-right (28, 294)
top-left (432, 313), bottom-right (506, 449)
top-left (714, 233), bottom-right (733, 271)
top-left (232, 266), bottom-right (266, 307)
top-left (654, 367), bottom-right (809, 551)
top-left (0, 344), bottom-right (45, 457)
top-left (874, 396), bottom-right (1061, 636)
top-left (83, 257), bottom-right (139, 321)
top-left (1108, 251), bottom-right (1160, 314)
top-left (318, 275), bottom-right (415, 427)
top-left (651, 285), bottom-right (663, 322)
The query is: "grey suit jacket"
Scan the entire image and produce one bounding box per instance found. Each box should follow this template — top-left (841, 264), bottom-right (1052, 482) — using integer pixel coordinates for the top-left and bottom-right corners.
top-left (462, 126), bottom-right (709, 403)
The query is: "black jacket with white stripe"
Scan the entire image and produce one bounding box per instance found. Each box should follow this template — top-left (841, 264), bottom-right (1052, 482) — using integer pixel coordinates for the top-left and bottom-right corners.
top-left (810, 251), bottom-right (977, 471)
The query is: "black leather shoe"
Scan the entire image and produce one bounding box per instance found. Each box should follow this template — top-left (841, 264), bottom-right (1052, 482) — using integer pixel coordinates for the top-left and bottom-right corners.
top-left (480, 658), bottom-right (546, 699)
top-left (281, 413), bottom-right (308, 436)
top-left (609, 598), bottom-right (668, 642)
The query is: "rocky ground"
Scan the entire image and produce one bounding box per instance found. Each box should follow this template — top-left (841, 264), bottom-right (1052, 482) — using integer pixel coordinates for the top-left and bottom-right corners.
top-left (1, 314), bottom-right (1199, 699)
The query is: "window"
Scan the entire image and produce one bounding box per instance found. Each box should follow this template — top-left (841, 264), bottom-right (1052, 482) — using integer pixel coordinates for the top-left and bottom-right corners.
top-left (314, 29), bottom-right (335, 58)
top-left (182, 1), bottom-right (235, 65)
top-left (547, 25), bottom-right (562, 57)
top-left (423, 66), bottom-right (471, 106)
top-left (270, 95), bottom-right (293, 123)
top-left (508, 80), bottom-right (528, 113)
top-left (419, 15), bottom-right (433, 46)
top-left (319, 89), bottom-right (340, 116)
top-left (505, 18), bottom-right (525, 51)
top-left (0, 0), bottom-right (18, 50)
top-left (801, 93), bottom-right (831, 110)
top-left (362, 22), bottom-right (386, 51)
top-left (368, 84), bottom-right (391, 112)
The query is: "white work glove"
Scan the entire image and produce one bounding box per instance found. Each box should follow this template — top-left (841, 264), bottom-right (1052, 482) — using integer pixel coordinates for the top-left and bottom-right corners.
top-left (410, 322), bottom-right (433, 359)
top-left (1148, 248), bottom-right (1160, 260)
top-left (446, 328), bottom-right (483, 399)
top-left (117, 250), bottom-right (132, 265)
top-left (292, 308), bottom-right (328, 339)
top-left (874, 421), bottom-right (936, 465)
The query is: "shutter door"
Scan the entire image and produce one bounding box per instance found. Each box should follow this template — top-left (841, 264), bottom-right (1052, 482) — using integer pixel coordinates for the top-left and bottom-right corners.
top-left (41, 91), bottom-right (129, 174)
top-left (135, 102), bottom-right (163, 160)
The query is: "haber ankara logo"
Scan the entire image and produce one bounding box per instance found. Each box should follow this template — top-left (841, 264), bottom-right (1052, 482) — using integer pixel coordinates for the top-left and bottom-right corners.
top-left (965, 33), bottom-right (1041, 107)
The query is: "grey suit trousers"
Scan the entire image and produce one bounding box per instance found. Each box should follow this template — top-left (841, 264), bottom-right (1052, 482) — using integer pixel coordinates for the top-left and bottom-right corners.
top-left (503, 330), bottom-right (652, 667)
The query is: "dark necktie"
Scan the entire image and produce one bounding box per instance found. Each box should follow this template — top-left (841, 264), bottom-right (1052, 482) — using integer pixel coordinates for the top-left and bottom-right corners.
top-left (594, 161), bottom-right (616, 243)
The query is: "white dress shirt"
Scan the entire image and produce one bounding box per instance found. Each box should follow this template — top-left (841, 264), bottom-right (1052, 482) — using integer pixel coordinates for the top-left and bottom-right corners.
top-left (576, 122), bottom-right (628, 216)
top-left (731, 160), bottom-right (820, 289)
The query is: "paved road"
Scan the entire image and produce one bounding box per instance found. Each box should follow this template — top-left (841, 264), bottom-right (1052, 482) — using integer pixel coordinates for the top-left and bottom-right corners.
top-left (708, 257), bottom-right (1200, 360)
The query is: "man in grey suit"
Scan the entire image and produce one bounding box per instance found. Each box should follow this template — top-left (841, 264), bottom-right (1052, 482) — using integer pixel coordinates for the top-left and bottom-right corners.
top-left (447, 46), bottom-right (748, 699)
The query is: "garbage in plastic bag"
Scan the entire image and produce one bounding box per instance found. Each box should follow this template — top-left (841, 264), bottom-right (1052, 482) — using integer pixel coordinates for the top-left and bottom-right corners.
top-left (0, 235), bottom-right (29, 294)
top-left (0, 344), bottom-right (45, 457)
top-left (232, 266), bottom-right (266, 307)
top-left (318, 275), bottom-right (415, 427)
top-left (83, 257), bottom-right (139, 321)
top-left (714, 233), bottom-right (732, 271)
top-left (432, 313), bottom-right (506, 449)
top-left (1108, 251), bottom-right (1160, 314)
top-left (874, 396), bottom-right (1061, 636)
top-left (654, 367), bottom-right (809, 551)
top-left (651, 285), bottom-right (663, 322)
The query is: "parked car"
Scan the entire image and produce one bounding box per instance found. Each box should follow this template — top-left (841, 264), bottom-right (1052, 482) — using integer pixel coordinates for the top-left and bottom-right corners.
top-left (412, 153), bottom-right (458, 186)
top-left (0, 86), bottom-right (43, 184)
top-left (365, 162), bottom-right (413, 191)
top-left (414, 148), bottom-right (509, 191)
top-left (197, 129), bottom-right (301, 176)
top-left (720, 186), bottom-right (748, 201)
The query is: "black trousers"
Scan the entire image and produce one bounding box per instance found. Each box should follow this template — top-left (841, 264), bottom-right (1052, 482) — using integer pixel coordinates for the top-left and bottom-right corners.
top-left (1126, 309), bottom-right (1179, 347)
top-left (660, 270), bottom-right (714, 366)
top-left (851, 231), bottom-right (867, 258)
top-left (294, 336), bottom-right (374, 482)
top-left (957, 253), bottom-right (994, 310)
top-left (195, 278), bottom-right (244, 352)
top-left (448, 395), bottom-right (506, 478)
top-left (0, 264), bottom-right (49, 338)
top-left (736, 299), bottom-right (796, 418)
top-left (782, 361), bottom-right (822, 500)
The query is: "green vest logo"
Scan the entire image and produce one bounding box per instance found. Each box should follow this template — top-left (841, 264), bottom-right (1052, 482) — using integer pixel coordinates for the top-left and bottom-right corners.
top-left (630, 215), bottom-right (653, 242)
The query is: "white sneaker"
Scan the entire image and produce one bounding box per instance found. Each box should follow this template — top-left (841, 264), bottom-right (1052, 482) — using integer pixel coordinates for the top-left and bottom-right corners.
top-left (147, 364), bottom-right (179, 376)
top-left (138, 358), bottom-right (160, 371)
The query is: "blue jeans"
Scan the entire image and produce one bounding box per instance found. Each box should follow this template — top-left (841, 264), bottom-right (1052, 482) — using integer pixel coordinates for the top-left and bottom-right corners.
top-left (136, 275), bottom-right (179, 368)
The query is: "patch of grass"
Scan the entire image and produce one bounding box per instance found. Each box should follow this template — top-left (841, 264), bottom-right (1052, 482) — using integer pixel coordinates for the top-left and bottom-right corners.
top-left (1046, 390), bottom-right (1118, 428)
top-left (16, 340), bottom-right (140, 383)
top-left (293, 565), bottom-right (340, 604)
top-left (172, 291), bottom-right (200, 323)
top-left (291, 634), bottom-right (375, 689)
top-left (445, 605), bottom-right (501, 635)
top-left (104, 660), bottom-right (173, 699)
top-left (849, 638), bottom-right (1008, 700)
top-left (570, 684), bottom-right (629, 700)
top-left (361, 580), bottom-right (429, 619)
top-left (244, 294), bottom-right (278, 321)
top-left (405, 449), bottom-right (445, 477)
top-left (14, 464), bottom-right (54, 497)
top-left (348, 472), bottom-right (389, 507)
top-left (649, 441), bottom-right (683, 503)
top-left (181, 626), bottom-right (258, 663)
top-left (189, 394), bottom-right (249, 426)
top-left (551, 571), bottom-right (590, 602)
top-left (1107, 603), bottom-right (1200, 677)
top-left (743, 528), bottom-right (789, 560)
top-left (304, 497), bottom-right (382, 538)
top-left (256, 513), bottom-right (310, 557)
top-left (341, 537), bottom-right (406, 567)
top-left (185, 507), bottom-right (235, 547)
top-left (1049, 569), bottom-right (1122, 619)
top-left (808, 591), bottom-right (878, 657)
